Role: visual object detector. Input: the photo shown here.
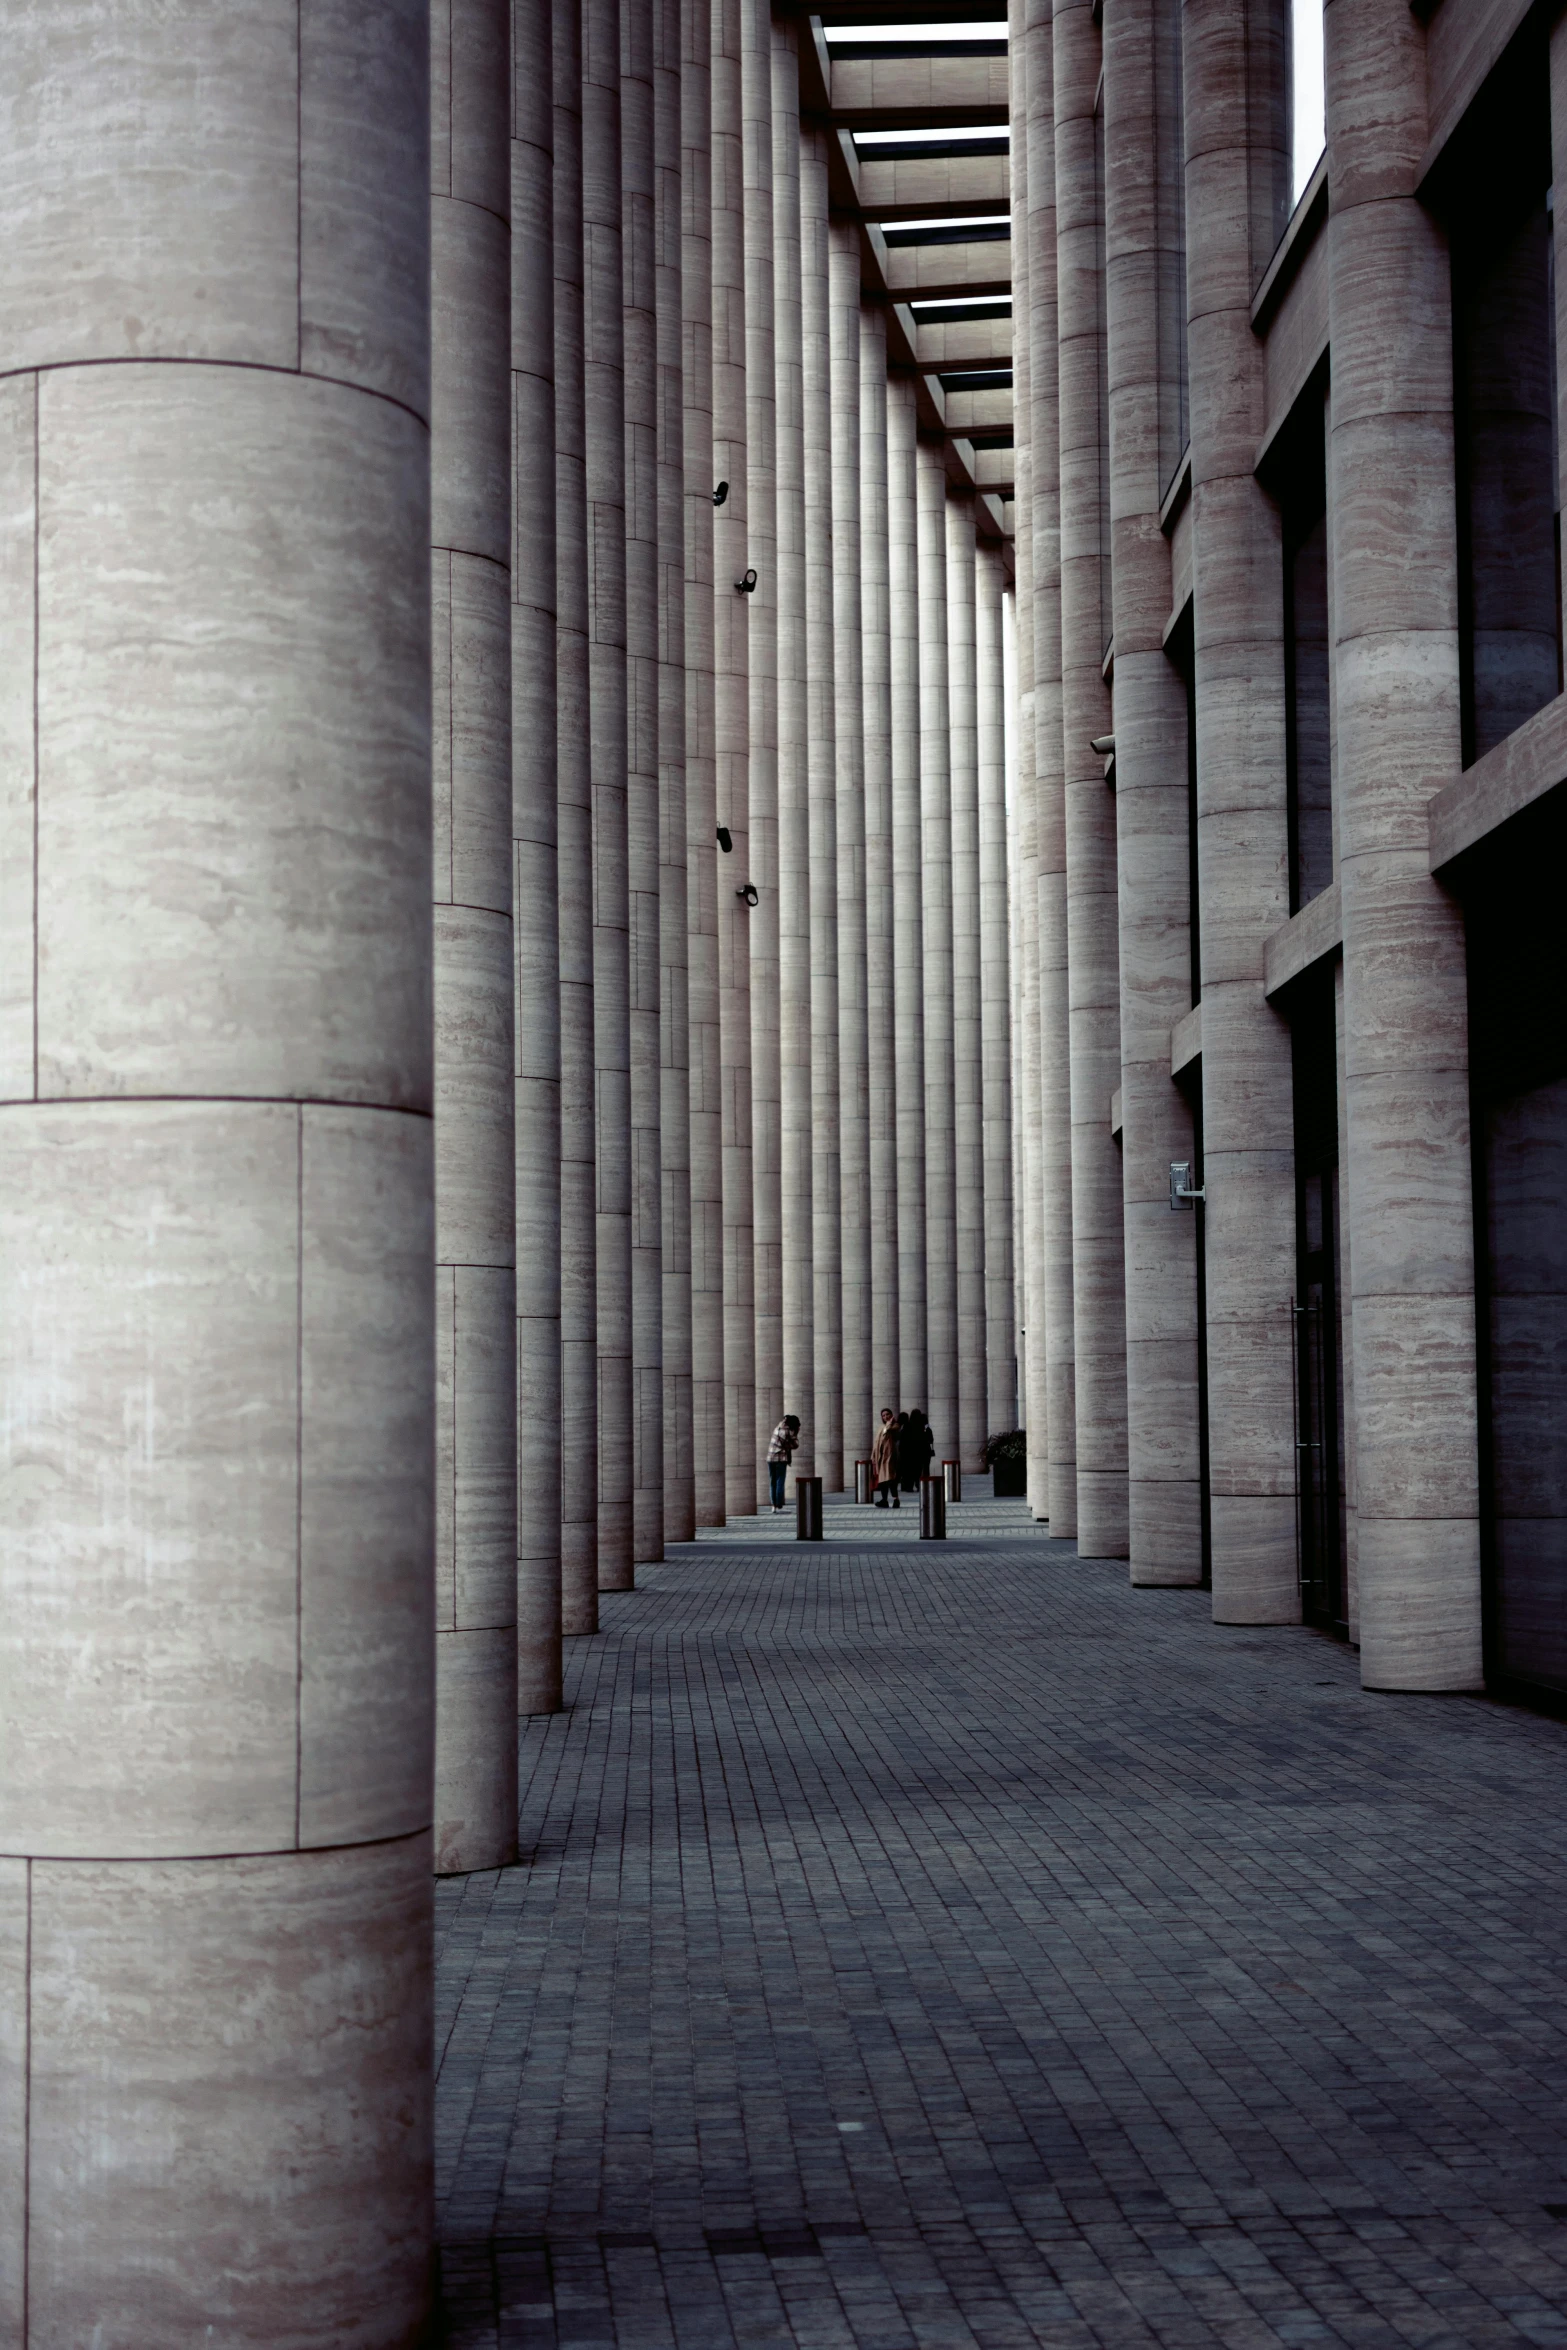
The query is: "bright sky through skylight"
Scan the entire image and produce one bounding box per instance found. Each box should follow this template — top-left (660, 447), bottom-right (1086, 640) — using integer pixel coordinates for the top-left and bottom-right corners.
top-left (911, 294), bottom-right (1010, 309)
top-left (822, 20), bottom-right (1008, 39)
top-left (1291, 0), bottom-right (1325, 203)
top-left (878, 215), bottom-right (1010, 233)
top-left (856, 124), bottom-right (1008, 145)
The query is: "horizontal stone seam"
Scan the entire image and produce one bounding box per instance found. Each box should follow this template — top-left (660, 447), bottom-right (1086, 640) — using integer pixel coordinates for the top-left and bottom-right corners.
top-left (435, 546), bottom-right (510, 575)
top-left (3, 352), bottom-right (428, 429)
top-left (0, 1095), bottom-right (434, 1116)
top-left (1, 1825), bottom-right (433, 1865)
top-left (433, 194), bottom-right (510, 235)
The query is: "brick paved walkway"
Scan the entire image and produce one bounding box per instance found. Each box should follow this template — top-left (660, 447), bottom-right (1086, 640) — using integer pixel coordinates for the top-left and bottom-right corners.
top-left (434, 1489), bottom-right (1567, 2347)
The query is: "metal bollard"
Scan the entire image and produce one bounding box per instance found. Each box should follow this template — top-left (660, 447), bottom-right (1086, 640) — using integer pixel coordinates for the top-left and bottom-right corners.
top-left (942, 1458), bottom-right (961, 1504)
top-left (918, 1475), bottom-right (946, 1539)
top-left (854, 1458), bottom-right (873, 1503)
top-left (795, 1475), bottom-right (824, 1541)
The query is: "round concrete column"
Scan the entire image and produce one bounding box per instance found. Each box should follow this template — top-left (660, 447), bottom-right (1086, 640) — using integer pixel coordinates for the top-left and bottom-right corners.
top-left (657, 0), bottom-right (695, 1546)
top-left (683, 0), bottom-right (724, 1524)
top-left (432, 0), bottom-right (519, 1871)
top-left (624, 0), bottom-right (664, 1568)
top-left (1025, 0), bottom-right (1072, 1530)
top-left (803, 125), bottom-right (843, 1488)
top-left (948, 491), bottom-right (987, 1472)
top-left (744, 0), bottom-right (782, 1502)
top-left (515, 0), bottom-right (564, 1711)
top-left (888, 367), bottom-right (928, 1408)
top-left (1054, 0), bottom-right (1127, 1560)
top-left (712, 0), bottom-right (756, 1521)
top-left (978, 543), bottom-right (1019, 1433)
top-left (917, 435), bottom-right (958, 1458)
top-left (0, 8), bottom-right (436, 2336)
top-left (1102, 0), bottom-right (1201, 1586)
top-left (862, 301), bottom-right (902, 1412)
top-left (556, 0), bottom-right (600, 1630)
top-left (773, 20), bottom-right (816, 1464)
top-left (831, 223), bottom-right (873, 1472)
top-left (1184, 0), bottom-right (1298, 1621)
top-left (1325, 0), bottom-right (1481, 1688)
top-left (584, 0), bottom-right (633, 1590)
top-left (1010, 0), bottom-right (1038, 1497)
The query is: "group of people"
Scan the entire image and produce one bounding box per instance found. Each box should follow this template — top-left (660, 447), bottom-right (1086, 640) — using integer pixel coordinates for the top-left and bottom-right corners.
top-left (764, 1408), bottom-right (936, 1512)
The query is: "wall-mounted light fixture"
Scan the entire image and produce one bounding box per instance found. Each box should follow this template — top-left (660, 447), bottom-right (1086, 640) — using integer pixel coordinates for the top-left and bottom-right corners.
top-left (735, 568), bottom-right (758, 594)
top-left (715, 825), bottom-right (733, 853)
top-left (1169, 1161), bottom-right (1205, 1210)
top-left (737, 882), bottom-right (759, 906)
top-left (713, 480), bottom-right (729, 506)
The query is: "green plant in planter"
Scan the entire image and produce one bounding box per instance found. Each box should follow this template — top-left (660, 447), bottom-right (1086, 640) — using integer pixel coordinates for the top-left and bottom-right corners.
top-left (983, 1428), bottom-right (1028, 1496)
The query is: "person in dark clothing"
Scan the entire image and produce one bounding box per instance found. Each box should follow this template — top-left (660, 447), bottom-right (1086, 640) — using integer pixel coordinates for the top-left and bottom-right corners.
top-left (897, 1408), bottom-right (933, 1492)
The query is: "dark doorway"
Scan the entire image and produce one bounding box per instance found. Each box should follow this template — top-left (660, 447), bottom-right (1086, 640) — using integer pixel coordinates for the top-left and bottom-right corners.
top-left (1289, 970), bottom-right (1347, 1633)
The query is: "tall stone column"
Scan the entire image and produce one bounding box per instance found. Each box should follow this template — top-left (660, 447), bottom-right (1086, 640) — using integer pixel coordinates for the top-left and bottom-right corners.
top-left (1025, 0), bottom-right (1068, 1527)
top-left (557, 0), bottom-right (600, 1628)
top-left (774, 20), bottom-right (815, 1461)
top-left (744, 0), bottom-right (782, 1501)
top-left (1184, 0), bottom-right (1297, 1620)
top-left (888, 367), bottom-right (928, 1408)
top-left (1103, 0), bottom-right (1201, 1584)
top-left (978, 543), bottom-right (1018, 1431)
top-left (514, 0), bottom-right (564, 1710)
top-left (917, 436), bottom-right (958, 1454)
top-left (625, 0), bottom-right (664, 1567)
top-left (584, 0), bottom-right (634, 1589)
top-left (949, 492), bottom-right (987, 1470)
top-left (0, 9), bottom-right (435, 2335)
top-left (684, 0), bottom-right (724, 1523)
top-left (1325, 0), bottom-right (1481, 1687)
top-left (657, 0), bottom-right (695, 1544)
top-left (712, 0), bottom-right (756, 1519)
top-left (862, 300), bottom-right (901, 1412)
top-left (832, 224), bottom-right (873, 1473)
top-left (1055, 0), bottom-right (1126, 1559)
top-left (803, 124), bottom-right (842, 1487)
top-left (432, 0), bottom-right (519, 1870)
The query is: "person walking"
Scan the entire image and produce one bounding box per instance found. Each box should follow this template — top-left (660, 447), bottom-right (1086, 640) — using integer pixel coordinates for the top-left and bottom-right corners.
top-left (871, 1408), bottom-right (900, 1507)
top-left (898, 1407), bottom-right (933, 1494)
top-left (767, 1414), bottom-right (801, 1511)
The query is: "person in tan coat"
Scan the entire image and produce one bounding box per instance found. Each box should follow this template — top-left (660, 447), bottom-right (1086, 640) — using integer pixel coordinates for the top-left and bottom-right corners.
top-left (871, 1408), bottom-right (900, 1508)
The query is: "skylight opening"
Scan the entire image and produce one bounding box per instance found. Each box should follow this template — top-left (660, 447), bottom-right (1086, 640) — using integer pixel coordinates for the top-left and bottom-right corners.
top-left (822, 19), bottom-right (1008, 39)
top-left (856, 125), bottom-right (1009, 146)
top-left (911, 294), bottom-right (1011, 310)
top-left (878, 214), bottom-right (1010, 234)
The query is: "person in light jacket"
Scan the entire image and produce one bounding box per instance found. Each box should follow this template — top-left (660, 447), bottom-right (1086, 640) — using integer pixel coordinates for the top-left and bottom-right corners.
top-left (871, 1408), bottom-right (900, 1508)
top-left (766, 1414), bottom-right (801, 1511)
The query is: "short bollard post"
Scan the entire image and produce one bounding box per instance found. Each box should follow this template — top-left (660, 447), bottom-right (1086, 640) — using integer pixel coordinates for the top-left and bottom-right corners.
top-left (942, 1458), bottom-right (961, 1504)
top-left (795, 1475), bottom-right (824, 1541)
top-left (919, 1475), bottom-right (946, 1539)
top-left (854, 1458), bottom-right (873, 1504)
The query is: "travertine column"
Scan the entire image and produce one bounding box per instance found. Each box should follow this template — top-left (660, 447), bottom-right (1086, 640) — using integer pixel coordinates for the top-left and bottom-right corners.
top-left (888, 367), bottom-right (928, 1407)
top-left (803, 124), bottom-right (842, 1486)
top-left (978, 543), bottom-right (1018, 1430)
top-left (1103, 0), bottom-right (1201, 1584)
top-left (949, 492), bottom-right (987, 1470)
top-left (585, 0), bottom-right (634, 1589)
top-left (0, 9), bottom-right (435, 2334)
top-left (774, 21), bottom-right (815, 1462)
top-left (515, 0), bottom-right (564, 1709)
top-left (433, 0), bottom-right (519, 1869)
top-left (1184, 0), bottom-right (1298, 1620)
top-left (684, 0), bottom-right (724, 1523)
top-left (558, 0), bottom-right (600, 1628)
top-left (1055, 0), bottom-right (1127, 1559)
top-left (862, 300), bottom-right (901, 1411)
top-left (625, 0), bottom-right (664, 1567)
top-left (745, 0), bottom-right (782, 1501)
top-left (658, 0), bottom-right (695, 1544)
top-left (832, 223), bottom-right (873, 1471)
top-left (918, 436), bottom-right (958, 1455)
top-left (712, 0), bottom-right (756, 1519)
top-left (1026, 0), bottom-right (1069, 1527)
top-left (1325, 0), bottom-right (1481, 1686)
